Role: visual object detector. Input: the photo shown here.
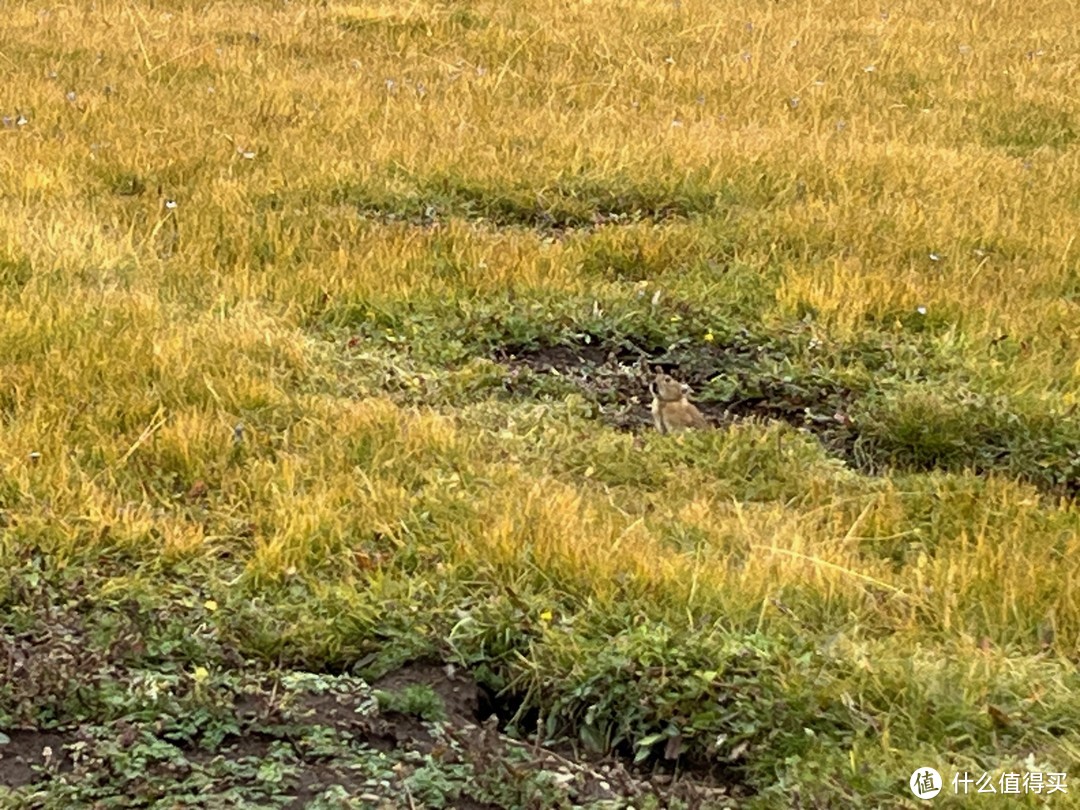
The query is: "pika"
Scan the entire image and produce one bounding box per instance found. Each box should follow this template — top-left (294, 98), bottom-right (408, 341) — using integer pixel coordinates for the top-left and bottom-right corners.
top-left (650, 370), bottom-right (708, 434)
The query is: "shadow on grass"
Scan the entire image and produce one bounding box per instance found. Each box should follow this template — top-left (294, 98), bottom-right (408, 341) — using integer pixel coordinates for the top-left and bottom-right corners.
top-left (317, 170), bottom-right (730, 233)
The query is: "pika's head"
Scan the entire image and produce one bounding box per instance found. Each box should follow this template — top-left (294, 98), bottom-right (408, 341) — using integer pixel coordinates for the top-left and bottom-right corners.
top-left (652, 371), bottom-right (689, 402)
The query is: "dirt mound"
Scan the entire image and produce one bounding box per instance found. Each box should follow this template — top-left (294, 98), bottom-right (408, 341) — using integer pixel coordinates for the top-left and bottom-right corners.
top-left (0, 729), bottom-right (72, 789)
top-left (495, 333), bottom-right (861, 455)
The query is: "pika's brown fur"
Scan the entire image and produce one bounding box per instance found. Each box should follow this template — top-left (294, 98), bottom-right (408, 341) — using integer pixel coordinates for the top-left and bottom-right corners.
top-left (650, 370), bottom-right (709, 434)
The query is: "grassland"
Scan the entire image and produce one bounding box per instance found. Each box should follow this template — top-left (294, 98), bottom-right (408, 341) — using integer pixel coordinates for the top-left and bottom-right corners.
top-left (1, 0), bottom-right (1079, 806)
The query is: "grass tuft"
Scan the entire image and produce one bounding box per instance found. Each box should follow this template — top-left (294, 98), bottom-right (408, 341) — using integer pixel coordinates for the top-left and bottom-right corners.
top-left (2, 0), bottom-right (1079, 805)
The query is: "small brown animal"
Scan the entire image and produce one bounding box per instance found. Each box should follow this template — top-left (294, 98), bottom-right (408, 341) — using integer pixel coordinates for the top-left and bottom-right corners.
top-left (650, 370), bottom-right (709, 434)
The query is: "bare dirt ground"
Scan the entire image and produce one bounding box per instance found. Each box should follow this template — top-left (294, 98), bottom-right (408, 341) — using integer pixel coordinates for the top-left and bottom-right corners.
top-left (1, 655), bottom-right (739, 808)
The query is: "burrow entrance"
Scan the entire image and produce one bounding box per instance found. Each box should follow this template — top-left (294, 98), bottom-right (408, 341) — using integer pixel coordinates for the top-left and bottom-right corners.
top-left (493, 332), bottom-right (864, 461)
top-left (490, 331), bottom-right (1080, 498)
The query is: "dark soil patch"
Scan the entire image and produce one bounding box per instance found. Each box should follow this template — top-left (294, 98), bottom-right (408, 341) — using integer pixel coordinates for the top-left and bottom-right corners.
top-left (220, 732), bottom-right (276, 760)
top-left (370, 660), bottom-right (482, 725)
top-left (384, 662), bottom-right (742, 805)
top-left (284, 761), bottom-right (383, 809)
top-left (0, 651), bottom-right (741, 806)
top-left (492, 332), bottom-right (1080, 497)
top-left (0, 729), bottom-right (72, 787)
top-left (495, 332), bottom-right (862, 459)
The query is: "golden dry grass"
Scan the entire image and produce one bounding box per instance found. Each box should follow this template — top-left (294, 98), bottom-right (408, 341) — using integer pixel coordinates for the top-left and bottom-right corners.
top-left (2, 0), bottom-right (1080, 805)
